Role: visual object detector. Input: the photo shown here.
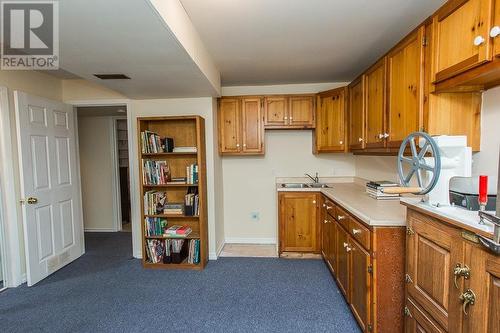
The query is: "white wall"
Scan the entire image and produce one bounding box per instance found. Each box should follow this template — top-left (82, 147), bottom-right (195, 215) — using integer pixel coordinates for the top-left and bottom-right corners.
top-left (77, 116), bottom-right (117, 231)
top-left (355, 87), bottom-right (500, 194)
top-left (221, 83), bottom-right (354, 243)
top-left (129, 98), bottom-right (223, 259)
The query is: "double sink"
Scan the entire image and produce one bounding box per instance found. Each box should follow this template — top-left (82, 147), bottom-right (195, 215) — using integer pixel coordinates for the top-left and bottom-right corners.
top-left (280, 183), bottom-right (331, 189)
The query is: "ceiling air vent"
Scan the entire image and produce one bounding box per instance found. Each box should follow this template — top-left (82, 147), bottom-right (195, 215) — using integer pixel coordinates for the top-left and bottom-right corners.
top-left (94, 74), bottom-right (130, 80)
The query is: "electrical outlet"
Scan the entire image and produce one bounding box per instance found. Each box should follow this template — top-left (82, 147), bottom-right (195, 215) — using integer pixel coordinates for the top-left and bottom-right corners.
top-left (250, 212), bottom-right (260, 222)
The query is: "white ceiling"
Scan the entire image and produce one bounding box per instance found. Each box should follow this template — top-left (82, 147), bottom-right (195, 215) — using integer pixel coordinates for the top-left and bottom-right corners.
top-left (58, 0), bottom-right (218, 98)
top-left (180, 0), bottom-right (446, 86)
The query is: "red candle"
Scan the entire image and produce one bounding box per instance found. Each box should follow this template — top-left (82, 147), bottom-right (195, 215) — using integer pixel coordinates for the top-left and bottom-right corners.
top-left (479, 175), bottom-right (488, 205)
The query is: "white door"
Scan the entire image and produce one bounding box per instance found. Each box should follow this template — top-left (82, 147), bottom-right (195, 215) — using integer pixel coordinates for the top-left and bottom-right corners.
top-left (14, 91), bottom-right (84, 286)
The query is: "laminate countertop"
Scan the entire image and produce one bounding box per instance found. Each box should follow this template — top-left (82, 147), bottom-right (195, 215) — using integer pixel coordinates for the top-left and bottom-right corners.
top-left (277, 179), bottom-right (407, 227)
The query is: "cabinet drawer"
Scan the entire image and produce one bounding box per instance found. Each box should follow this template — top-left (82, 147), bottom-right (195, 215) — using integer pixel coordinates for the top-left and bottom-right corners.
top-left (349, 218), bottom-right (371, 251)
top-left (405, 297), bottom-right (445, 333)
top-left (336, 206), bottom-right (350, 230)
top-left (323, 198), bottom-right (336, 218)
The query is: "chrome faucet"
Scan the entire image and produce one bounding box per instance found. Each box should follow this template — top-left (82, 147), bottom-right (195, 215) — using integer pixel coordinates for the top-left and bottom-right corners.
top-left (305, 172), bottom-right (319, 183)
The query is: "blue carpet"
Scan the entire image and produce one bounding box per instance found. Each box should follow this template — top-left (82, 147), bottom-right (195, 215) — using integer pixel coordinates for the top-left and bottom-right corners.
top-left (0, 232), bottom-right (360, 333)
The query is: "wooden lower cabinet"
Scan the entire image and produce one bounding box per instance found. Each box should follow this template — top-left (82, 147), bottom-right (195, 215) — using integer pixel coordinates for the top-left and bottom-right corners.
top-left (404, 207), bottom-right (500, 333)
top-left (278, 192), bottom-right (320, 254)
top-left (320, 194), bottom-right (405, 333)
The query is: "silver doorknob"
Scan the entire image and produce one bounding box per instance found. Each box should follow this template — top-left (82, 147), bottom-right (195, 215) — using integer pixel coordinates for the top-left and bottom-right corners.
top-left (490, 26), bottom-right (500, 38)
top-left (474, 35), bottom-right (485, 46)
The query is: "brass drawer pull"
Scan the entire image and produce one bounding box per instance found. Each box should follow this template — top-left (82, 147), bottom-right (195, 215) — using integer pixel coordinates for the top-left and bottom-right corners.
top-left (459, 289), bottom-right (476, 315)
top-left (453, 263), bottom-right (471, 289)
top-left (337, 215), bottom-right (345, 220)
top-left (352, 228), bottom-right (362, 235)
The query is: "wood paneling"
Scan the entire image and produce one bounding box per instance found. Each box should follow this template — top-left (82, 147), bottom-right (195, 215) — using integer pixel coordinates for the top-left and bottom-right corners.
top-left (348, 77), bottom-right (365, 150)
top-left (219, 98), bottom-right (240, 153)
top-left (279, 192), bottom-right (319, 253)
top-left (350, 239), bottom-right (372, 331)
top-left (288, 95), bottom-right (315, 127)
top-left (314, 87), bottom-right (347, 153)
top-left (365, 58), bottom-right (387, 148)
top-left (432, 0), bottom-right (494, 83)
top-left (241, 98), bottom-right (264, 153)
top-left (264, 96), bottom-right (287, 127)
top-left (386, 27), bottom-right (424, 148)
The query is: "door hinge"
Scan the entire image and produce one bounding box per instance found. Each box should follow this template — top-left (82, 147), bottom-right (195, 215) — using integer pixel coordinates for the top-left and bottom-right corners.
top-left (406, 227), bottom-right (415, 235)
top-left (404, 306), bottom-right (412, 317)
top-left (405, 273), bottom-right (413, 284)
top-left (367, 265), bottom-right (373, 274)
top-left (422, 36), bottom-right (428, 46)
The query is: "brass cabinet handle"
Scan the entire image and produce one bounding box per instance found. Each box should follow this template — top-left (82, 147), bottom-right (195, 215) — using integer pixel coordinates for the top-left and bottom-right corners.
top-left (459, 289), bottom-right (476, 315)
top-left (326, 205), bottom-right (333, 210)
top-left (337, 215), bottom-right (345, 220)
top-left (453, 263), bottom-right (471, 289)
top-left (343, 242), bottom-right (348, 248)
top-left (352, 228), bottom-right (362, 235)
top-left (346, 245), bottom-right (352, 252)
top-left (323, 219), bottom-right (328, 224)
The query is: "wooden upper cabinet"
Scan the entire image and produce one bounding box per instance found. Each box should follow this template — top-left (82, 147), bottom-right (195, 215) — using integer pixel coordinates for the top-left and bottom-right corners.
top-left (219, 98), bottom-right (241, 153)
top-left (264, 96), bottom-right (287, 127)
top-left (349, 239), bottom-right (372, 332)
top-left (494, 0), bottom-right (500, 57)
top-left (365, 58), bottom-right (386, 148)
top-left (241, 98), bottom-right (264, 154)
top-left (288, 95), bottom-right (315, 128)
top-left (264, 95), bottom-right (315, 129)
top-left (314, 87), bottom-right (347, 153)
top-left (348, 77), bottom-right (365, 150)
top-left (279, 192), bottom-right (319, 253)
top-left (218, 97), bottom-right (264, 155)
top-left (387, 27), bottom-right (424, 148)
top-left (406, 210), bottom-right (464, 333)
top-left (432, 0), bottom-right (494, 83)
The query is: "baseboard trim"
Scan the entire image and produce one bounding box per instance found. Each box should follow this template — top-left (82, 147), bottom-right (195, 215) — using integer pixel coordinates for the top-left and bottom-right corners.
top-left (225, 237), bottom-right (276, 245)
top-left (84, 228), bottom-right (117, 232)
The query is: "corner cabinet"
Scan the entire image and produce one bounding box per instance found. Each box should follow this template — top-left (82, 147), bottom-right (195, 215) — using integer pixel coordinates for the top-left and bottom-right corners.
top-left (218, 97), bottom-right (264, 155)
top-left (403, 206), bottom-right (500, 333)
top-left (278, 192), bottom-right (320, 254)
top-left (314, 87), bottom-right (347, 153)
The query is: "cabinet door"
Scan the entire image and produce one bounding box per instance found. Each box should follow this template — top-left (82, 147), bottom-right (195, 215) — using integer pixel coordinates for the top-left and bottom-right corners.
top-left (264, 96), bottom-right (287, 127)
top-left (241, 98), bottom-right (264, 154)
top-left (279, 192), bottom-right (318, 253)
top-left (405, 297), bottom-right (446, 333)
top-left (288, 95), bottom-right (315, 128)
top-left (462, 242), bottom-right (500, 333)
top-left (336, 225), bottom-right (350, 299)
top-left (349, 77), bottom-right (365, 150)
top-left (321, 213), bottom-right (333, 270)
top-left (316, 90), bottom-right (346, 152)
top-left (494, 0), bottom-right (500, 57)
top-left (432, 0), bottom-right (494, 83)
top-left (328, 220), bottom-right (337, 274)
top-left (387, 28), bottom-right (424, 148)
top-left (406, 210), bottom-right (464, 332)
top-left (349, 239), bottom-right (372, 332)
top-left (219, 98), bottom-right (241, 153)
top-left (365, 58), bottom-right (386, 148)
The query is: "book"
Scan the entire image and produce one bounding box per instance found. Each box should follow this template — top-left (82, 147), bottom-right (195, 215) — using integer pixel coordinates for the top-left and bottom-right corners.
top-left (142, 160), bottom-right (171, 185)
top-left (186, 164), bottom-right (198, 184)
top-left (145, 239), bottom-right (165, 263)
top-left (165, 225), bottom-right (192, 237)
top-left (144, 217), bottom-right (168, 236)
top-left (143, 191), bottom-right (168, 215)
top-left (187, 239), bottom-right (200, 264)
top-left (141, 131), bottom-right (174, 154)
top-left (173, 146), bottom-right (197, 153)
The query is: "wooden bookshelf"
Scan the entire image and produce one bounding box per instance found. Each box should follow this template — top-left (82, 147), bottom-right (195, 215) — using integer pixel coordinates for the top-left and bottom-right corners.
top-left (138, 116), bottom-right (208, 270)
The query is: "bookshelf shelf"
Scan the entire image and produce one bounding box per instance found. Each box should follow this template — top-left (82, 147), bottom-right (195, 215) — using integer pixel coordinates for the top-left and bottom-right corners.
top-left (145, 231), bottom-right (200, 239)
top-left (141, 152), bottom-right (198, 157)
top-left (138, 116), bottom-right (208, 270)
top-left (144, 214), bottom-right (199, 219)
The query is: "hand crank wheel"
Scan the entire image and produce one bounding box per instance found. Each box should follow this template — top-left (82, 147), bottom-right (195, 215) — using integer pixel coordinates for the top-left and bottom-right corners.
top-left (397, 132), bottom-right (441, 195)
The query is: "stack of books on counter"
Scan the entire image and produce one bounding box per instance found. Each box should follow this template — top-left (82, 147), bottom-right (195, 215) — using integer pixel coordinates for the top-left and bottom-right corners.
top-left (366, 181), bottom-right (400, 200)
top-left (165, 225), bottom-right (192, 238)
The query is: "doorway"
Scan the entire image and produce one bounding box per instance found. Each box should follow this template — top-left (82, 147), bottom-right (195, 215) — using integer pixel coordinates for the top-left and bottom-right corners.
top-left (76, 106), bottom-right (131, 237)
top-left (0, 185), bottom-right (6, 291)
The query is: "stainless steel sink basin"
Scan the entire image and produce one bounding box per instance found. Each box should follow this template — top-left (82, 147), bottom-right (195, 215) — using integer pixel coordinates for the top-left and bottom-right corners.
top-left (281, 183), bottom-right (308, 188)
top-left (280, 183), bottom-right (330, 189)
